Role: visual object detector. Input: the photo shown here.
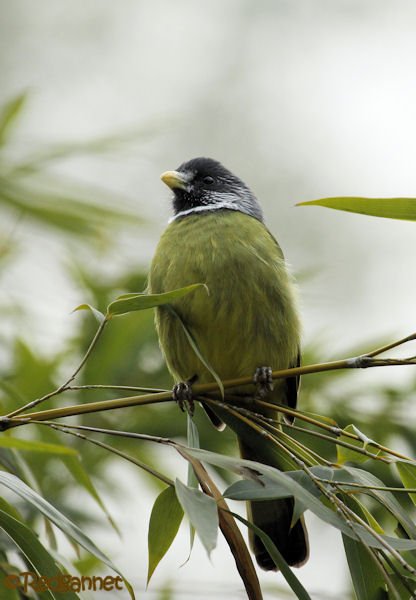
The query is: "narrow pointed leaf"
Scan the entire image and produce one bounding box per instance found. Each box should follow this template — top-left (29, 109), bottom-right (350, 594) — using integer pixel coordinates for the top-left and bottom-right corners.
top-left (297, 197), bottom-right (416, 221)
top-left (224, 478), bottom-right (293, 501)
top-left (352, 498), bottom-right (385, 535)
top-left (342, 534), bottom-right (388, 600)
top-left (61, 455), bottom-right (119, 535)
top-left (184, 448), bottom-right (416, 549)
top-left (147, 486), bottom-right (183, 585)
top-left (0, 92), bottom-right (27, 145)
top-left (186, 415), bottom-right (199, 552)
top-left (0, 472), bottom-right (134, 598)
top-left (0, 437), bottom-right (77, 455)
top-left (73, 304), bottom-right (105, 324)
top-left (336, 466), bottom-right (416, 538)
top-left (396, 461), bottom-right (416, 506)
top-left (107, 284), bottom-right (207, 317)
top-left (231, 511), bottom-right (312, 600)
top-left (0, 506), bottom-right (79, 600)
top-left (174, 479), bottom-right (218, 556)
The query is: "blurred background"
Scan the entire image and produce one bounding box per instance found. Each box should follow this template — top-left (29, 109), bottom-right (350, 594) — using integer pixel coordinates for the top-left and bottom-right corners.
top-left (1, 1), bottom-right (416, 598)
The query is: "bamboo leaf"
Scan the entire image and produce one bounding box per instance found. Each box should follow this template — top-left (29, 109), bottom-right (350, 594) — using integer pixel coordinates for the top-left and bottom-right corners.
top-left (334, 466), bottom-right (416, 538)
top-left (342, 534), bottom-right (388, 600)
top-left (73, 303), bottom-right (105, 324)
top-left (0, 437), bottom-right (77, 455)
top-left (107, 284), bottom-right (207, 317)
top-left (61, 455), bottom-right (119, 535)
top-left (231, 511), bottom-right (312, 600)
top-left (297, 197), bottom-right (416, 221)
top-left (0, 472), bottom-right (134, 598)
top-left (0, 92), bottom-right (27, 146)
top-left (396, 461), bottom-right (416, 506)
top-left (186, 415), bottom-right (199, 552)
top-left (224, 478), bottom-right (294, 501)
top-left (174, 479), bottom-right (218, 556)
top-left (352, 497), bottom-right (385, 535)
top-left (147, 486), bottom-right (183, 585)
top-left (0, 504), bottom-right (79, 600)
top-left (185, 448), bottom-right (416, 549)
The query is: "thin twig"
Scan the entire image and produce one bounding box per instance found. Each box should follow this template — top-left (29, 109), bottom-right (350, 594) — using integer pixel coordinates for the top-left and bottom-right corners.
top-left (365, 333), bottom-right (416, 358)
top-left (4, 326), bottom-right (416, 423)
top-left (40, 421), bottom-right (173, 487)
top-left (256, 399), bottom-right (414, 462)
top-left (6, 317), bottom-right (108, 418)
top-left (66, 385), bottom-right (165, 393)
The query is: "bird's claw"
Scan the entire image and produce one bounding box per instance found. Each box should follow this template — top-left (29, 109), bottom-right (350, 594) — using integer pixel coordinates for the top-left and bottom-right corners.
top-left (172, 381), bottom-right (194, 416)
top-left (254, 366), bottom-right (274, 398)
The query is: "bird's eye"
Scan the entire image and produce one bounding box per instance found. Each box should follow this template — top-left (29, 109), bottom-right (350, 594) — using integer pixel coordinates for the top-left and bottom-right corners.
top-left (203, 176), bottom-right (214, 185)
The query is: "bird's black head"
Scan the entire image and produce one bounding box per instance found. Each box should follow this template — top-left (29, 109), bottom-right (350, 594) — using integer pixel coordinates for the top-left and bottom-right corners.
top-left (161, 157), bottom-right (263, 222)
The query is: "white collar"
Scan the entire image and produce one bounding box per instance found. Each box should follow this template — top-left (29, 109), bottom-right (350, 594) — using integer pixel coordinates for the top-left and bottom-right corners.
top-left (168, 201), bottom-right (239, 223)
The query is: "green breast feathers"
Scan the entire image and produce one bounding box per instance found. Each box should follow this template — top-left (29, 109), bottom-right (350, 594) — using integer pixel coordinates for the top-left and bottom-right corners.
top-left (148, 210), bottom-right (300, 385)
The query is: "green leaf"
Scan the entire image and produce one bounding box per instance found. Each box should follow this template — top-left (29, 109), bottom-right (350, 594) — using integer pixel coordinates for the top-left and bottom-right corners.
top-left (174, 479), bottom-right (218, 556)
top-left (337, 424), bottom-right (380, 464)
top-left (0, 571), bottom-right (21, 600)
top-left (61, 455), bottom-right (119, 535)
top-left (0, 437), bottom-right (77, 455)
top-left (147, 486), bottom-right (184, 585)
top-left (106, 284), bottom-right (207, 317)
top-left (186, 415), bottom-right (199, 553)
top-left (336, 466), bottom-right (416, 538)
top-left (297, 197), bottom-right (416, 221)
top-left (73, 303), bottom-right (105, 324)
top-left (224, 478), bottom-right (294, 501)
top-left (224, 466), bottom-right (335, 503)
top-left (0, 471), bottom-right (134, 599)
top-left (187, 415), bottom-right (200, 487)
top-left (342, 534), bottom-right (388, 600)
top-left (0, 92), bottom-right (27, 146)
top-left (0, 176), bottom-right (143, 235)
top-left (0, 505), bottom-right (79, 600)
top-left (352, 497), bottom-right (385, 535)
top-left (396, 461), bottom-right (416, 506)
top-left (230, 511), bottom-right (312, 600)
top-left (185, 448), bottom-right (416, 550)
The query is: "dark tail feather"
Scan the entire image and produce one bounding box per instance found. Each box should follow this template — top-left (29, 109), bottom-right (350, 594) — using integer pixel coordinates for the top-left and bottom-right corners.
top-left (248, 498), bottom-right (309, 570)
top-left (239, 440), bottom-right (309, 571)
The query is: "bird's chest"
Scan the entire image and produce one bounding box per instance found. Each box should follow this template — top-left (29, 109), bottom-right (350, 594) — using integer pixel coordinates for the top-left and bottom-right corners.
top-left (149, 213), bottom-right (294, 381)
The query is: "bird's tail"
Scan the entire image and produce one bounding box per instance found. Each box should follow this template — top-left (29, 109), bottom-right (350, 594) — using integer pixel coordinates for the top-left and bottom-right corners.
top-left (239, 439), bottom-right (309, 571)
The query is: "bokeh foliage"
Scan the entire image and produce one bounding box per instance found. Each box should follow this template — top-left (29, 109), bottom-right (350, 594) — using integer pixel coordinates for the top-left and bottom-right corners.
top-left (1, 94), bottom-right (416, 599)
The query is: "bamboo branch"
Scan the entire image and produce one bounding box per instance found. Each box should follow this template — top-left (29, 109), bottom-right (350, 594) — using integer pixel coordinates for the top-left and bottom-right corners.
top-left (177, 449), bottom-right (263, 600)
top-left (2, 351), bottom-right (416, 431)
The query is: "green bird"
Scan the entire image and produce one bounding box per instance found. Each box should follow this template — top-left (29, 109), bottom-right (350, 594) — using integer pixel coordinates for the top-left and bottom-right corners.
top-left (149, 157), bottom-right (309, 571)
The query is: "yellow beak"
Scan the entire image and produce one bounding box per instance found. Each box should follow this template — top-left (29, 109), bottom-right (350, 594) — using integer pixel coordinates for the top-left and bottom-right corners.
top-left (160, 170), bottom-right (190, 190)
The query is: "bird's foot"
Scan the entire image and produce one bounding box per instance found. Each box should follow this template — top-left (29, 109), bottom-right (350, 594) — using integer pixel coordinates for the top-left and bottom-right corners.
top-left (172, 379), bottom-right (195, 416)
top-left (254, 366), bottom-right (274, 398)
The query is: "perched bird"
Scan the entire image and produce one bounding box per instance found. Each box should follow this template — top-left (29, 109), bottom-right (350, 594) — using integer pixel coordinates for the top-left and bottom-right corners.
top-left (148, 157), bottom-right (309, 570)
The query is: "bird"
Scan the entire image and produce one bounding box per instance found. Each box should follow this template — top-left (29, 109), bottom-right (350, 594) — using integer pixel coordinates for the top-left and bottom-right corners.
top-left (148, 157), bottom-right (309, 571)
